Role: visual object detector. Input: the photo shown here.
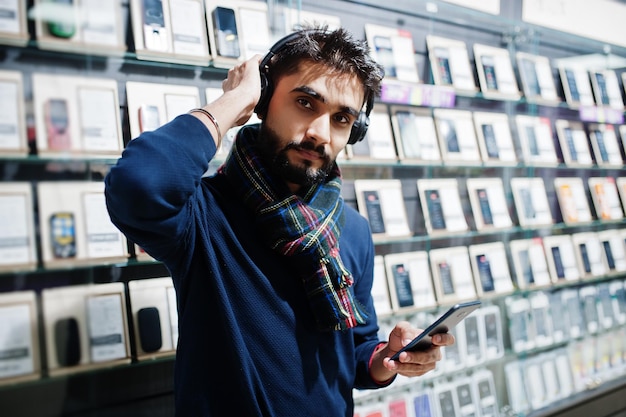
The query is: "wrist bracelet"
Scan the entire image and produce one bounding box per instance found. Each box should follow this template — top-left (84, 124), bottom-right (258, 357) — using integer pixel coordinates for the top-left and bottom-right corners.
top-left (189, 108), bottom-right (222, 150)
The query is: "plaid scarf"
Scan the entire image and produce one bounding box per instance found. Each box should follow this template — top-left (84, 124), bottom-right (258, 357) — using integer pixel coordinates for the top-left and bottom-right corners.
top-left (219, 124), bottom-right (368, 331)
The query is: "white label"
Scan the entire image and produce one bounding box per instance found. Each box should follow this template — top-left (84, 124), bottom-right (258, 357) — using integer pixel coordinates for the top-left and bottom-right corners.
top-left (83, 193), bottom-right (125, 258)
top-left (170, 0), bottom-right (206, 57)
top-left (87, 294), bottom-right (126, 362)
top-left (0, 303), bottom-right (34, 378)
top-left (80, 0), bottom-right (118, 46)
top-left (78, 87), bottom-right (119, 152)
top-left (0, 194), bottom-right (31, 265)
top-left (0, 0), bottom-right (20, 33)
top-left (0, 81), bottom-right (20, 150)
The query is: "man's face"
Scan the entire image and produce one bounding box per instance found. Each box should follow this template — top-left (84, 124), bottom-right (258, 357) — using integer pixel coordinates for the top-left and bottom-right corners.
top-left (259, 62), bottom-right (365, 189)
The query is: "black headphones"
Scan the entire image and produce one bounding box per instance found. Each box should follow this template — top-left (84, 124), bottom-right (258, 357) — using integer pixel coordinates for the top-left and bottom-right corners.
top-left (254, 30), bottom-right (373, 145)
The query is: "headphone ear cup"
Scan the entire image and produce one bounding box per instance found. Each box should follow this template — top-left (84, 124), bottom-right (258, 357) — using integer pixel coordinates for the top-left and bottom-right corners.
top-left (254, 73), bottom-right (271, 116)
top-left (348, 112), bottom-right (369, 145)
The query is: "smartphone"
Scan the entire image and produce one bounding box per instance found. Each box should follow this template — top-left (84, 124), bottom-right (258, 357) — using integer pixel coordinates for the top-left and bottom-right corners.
top-left (392, 263), bottom-right (415, 308)
top-left (434, 48), bottom-right (453, 85)
top-left (525, 125), bottom-right (539, 156)
top-left (142, 0), bottom-right (168, 51)
top-left (476, 254), bottom-right (495, 292)
top-left (426, 189), bottom-right (446, 230)
top-left (363, 190), bottom-right (386, 234)
top-left (563, 127), bottom-right (578, 162)
top-left (50, 212), bottom-right (76, 258)
top-left (519, 187), bottom-right (536, 220)
top-left (481, 55), bottom-right (498, 90)
top-left (390, 300), bottom-right (481, 360)
top-left (45, 98), bottom-right (71, 151)
top-left (481, 123), bottom-right (499, 159)
top-left (138, 104), bottom-right (161, 133)
top-left (47, 0), bottom-right (76, 38)
top-left (213, 6), bottom-right (240, 58)
top-left (551, 246), bottom-right (566, 279)
top-left (437, 390), bottom-right (456, 417)
top-left (593, 129), bottom-right (609, 162)
top-left (520, 58), bottom-right (541, 96)
top-left (441, 119), bottom-right (459, 153)
top-left (602, 240), bottom-right (616, 271)
top-left (476, 188), bottom-right (494, 226)
top-left (594, 72), bottom-right (610, 105)
top-left (373, 35), bottom-right (397, 78)
top-left (438, 261), bottom-right (455, 295)
top-left (564, 69), bottom-right (580, 102)
top-left (578, 243), bottom-right (592, 274)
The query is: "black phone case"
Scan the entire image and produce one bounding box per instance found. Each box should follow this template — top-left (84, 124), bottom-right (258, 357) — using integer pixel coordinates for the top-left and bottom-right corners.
top-left (138, 307), bottom-right (163, 353)
top-left (55, 317), bottom-right (81, 367)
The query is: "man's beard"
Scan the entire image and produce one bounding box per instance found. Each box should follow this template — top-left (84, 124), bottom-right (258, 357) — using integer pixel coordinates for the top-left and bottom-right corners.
top-left (256, 123), bottom-right (334, 187)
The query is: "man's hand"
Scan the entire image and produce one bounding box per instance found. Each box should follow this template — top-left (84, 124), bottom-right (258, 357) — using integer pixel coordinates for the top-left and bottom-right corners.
top-left (220, 54), bottom-right (263, 126)
top-left (369, 321), bottom-right (455, 382)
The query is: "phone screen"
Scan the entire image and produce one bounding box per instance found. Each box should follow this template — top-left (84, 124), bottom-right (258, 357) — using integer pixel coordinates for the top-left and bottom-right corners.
top-left (426, 189), bottom-right (446, 230)
top-left (50, 212), bottom-right (76, 258)
top-left (551, 246), bottom-right (566, 279)
top-left (476, 188), bottom-right (494, 226)
top-left (481, 123), bottom-right (499, 159)
top-left (579, 243), bottom-right (592, 274)
top-left (363, 190), bottom-right (386, 234)
top-left (434, 48), bottom-right (453, 85)
top-left (373, 35), bottom-right (397, 78)
top-left (518, 249), bottom-right (534, 286)
top-left (521, 58), bottom-right (541, 96)
top-left (519, 187), bottom-right (536, 220)
top-left (392, 263), bottom-right (415, 308)
top-left (602, 241), bottom-right (616, 270)
top-left (594, 72), bottom-right (610, 104)
top-left (563, 127), bottom-right (578, 161)
top-left (565, 69), bottom-right (580, 102)
top-left (441, 119), bottom-right (459, 153)
top-left (476, 254), bottom-right (495, 292)
top-left (213, 6), bottom-right (240, 58)
top-left (143, 0), bottom-right (165, 26)
top-left (594, 130), bottom-right (609, 162)
top-left (481, 55), bottom-right (498, 90)
top-left (525, 125), bottom-right (539, 156)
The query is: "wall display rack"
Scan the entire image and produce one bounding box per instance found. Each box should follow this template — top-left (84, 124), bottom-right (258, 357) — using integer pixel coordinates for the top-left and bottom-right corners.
top-left (1, 1), bottom-right (626, 417)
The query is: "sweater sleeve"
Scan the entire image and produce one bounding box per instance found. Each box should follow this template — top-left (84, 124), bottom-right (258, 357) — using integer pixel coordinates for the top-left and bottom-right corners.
top-left (104, 114), bottom-right (216, 263)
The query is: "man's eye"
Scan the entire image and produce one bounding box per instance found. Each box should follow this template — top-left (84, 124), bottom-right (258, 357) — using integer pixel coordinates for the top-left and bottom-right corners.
top-left (297, 98), bottom-right (313, 109)
top-left (334, 114), bottom-right (350, 124)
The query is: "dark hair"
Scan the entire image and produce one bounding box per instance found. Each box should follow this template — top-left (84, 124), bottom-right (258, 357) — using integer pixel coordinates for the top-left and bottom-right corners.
top-left (267, 26), bottom-right (384, 109)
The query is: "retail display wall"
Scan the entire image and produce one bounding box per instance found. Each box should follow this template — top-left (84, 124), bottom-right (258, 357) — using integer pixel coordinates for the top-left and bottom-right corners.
top-left (1, 1), bottom-right (626, 416)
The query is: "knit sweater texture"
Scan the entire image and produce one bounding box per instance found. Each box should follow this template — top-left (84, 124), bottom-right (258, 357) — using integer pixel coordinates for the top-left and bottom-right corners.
top-left (104, 115), bottom-right (388, 416)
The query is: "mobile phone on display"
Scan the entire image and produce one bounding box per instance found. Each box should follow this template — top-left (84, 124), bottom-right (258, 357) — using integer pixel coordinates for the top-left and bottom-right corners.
top-left (602, 241), bottom-right (616, 270)
top-left (213, 6), bottom-right (240, 58)
top-left (50, 212), bottom-right (76, 258)
top-left (373, 35), bottom-right (397, 78)
top-left (426, 189), bottom-right (446, 230)
top-left (434, 48), bottom-right (453, 85)
top-left (551, 246), bottom-right (566, 279)
top-left (519, 187), bottom-right (536, 220)
top-left (142, 0), bottom-right (168, 51)
top-left (563, 128), bottom-right (578, 161)
top-left (481, 55), bottom-right (498, 90)
top-left (594, 72), bottom-right (610, 105)
top-left (392, 263), bottom-right (415, 308)
top-left (438, 261), bottom-right (455, 295)
top-left (521, 58), bottom-right (541, 96)
top-left (390, 300), bottom-right (481, 360)
top-left (441, 120), bottom-right (459, 153)
top-left (45, 98), bottom-right (71, 151)
top-left (525, 125), bottom-right (539, 156)
top-left (476, 254), bottom-right (495, 292)
top-left (437, 390), bottom-right (456, 417)
top-left (564, 69), bottom-right (580, 102)
top-left (518, 249), bottom-right (534, 285)
top-left (476, 188), bottom-right (493, 226)
top-left (363, 190), bottom-right (386, 234)
top-left (579, 243), bottom-right (592, 274)
top-left (593, 130), bottom-right (609, 162)
top-left (481, 124), bottom-right (499, 159)
top-left (47, 0), bottom-right (76, 38)
top-left (138, 104), bottom-right (161, 133)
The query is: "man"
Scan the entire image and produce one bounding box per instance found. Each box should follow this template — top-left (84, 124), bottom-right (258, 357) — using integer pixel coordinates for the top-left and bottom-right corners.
top-left (105, 26), bottom-right (453, 416)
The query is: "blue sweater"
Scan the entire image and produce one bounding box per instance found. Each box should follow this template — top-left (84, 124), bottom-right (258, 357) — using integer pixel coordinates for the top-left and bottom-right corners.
top-left (104, 115), bottom-right (389, 416)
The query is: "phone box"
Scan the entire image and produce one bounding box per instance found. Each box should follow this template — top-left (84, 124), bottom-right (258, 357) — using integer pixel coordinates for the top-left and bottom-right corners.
top-left (0, 182), bottom-right (37, 272)
top-left (588, 123), bottom-right (623, 167)
top-left (347, 105), bottom-right (397, 161)
top-left (37, 181), bottom-right (129, 268)
top-left (33, 0), bottom-right (125, 55)
top-left (417, 178), bottom-right (468, 236)
top-left (354, 179), bottom-right (412, 241)
top-left (128, 277), bottom-right (178, 360)
top-left (509, 238), bottom-right (552, 289)
top-left (0, 70), bottom-right (28, 157)
top-left (588, 177), bottom-right (623, 221)
top-left (32, 73), bottom-right (123, 158)
top-left (433, 109), bottom-right (481, 165)
top-left (0, 291), bottom-right (40, 386)
top-left (42, 283), bottom-right (130, 376)
top-left (514, 115), bottom-right (558, 166)
top-left (131, 0), bottom-right (210, 65)
top-left (505, 295), bottom-right (534, 353)
top-left (516, 52), bottom-right (560, 105)
top-left (542, 235), bottom-right (581, 283)
top-left (389, 106), bottom-right (441, 163)
top-left (473, 43), bottom-right (521, 100)
top-left (205, 0), bottom-right (270, 68)
top-left (571, 232), bottom-right (606, 279)
top-left (590, 69), bottom-right (624, 110)
top-left (365, 24), bottom-right (420, 84)
top-left (510, 177), bottom-right (553, 227)
top-left (472, 369), bottom-right (500, 416)
top-left (383, 251), bottom-right (437, 312)
top-left (126, 81), bottom-right (201, 140)
top-left (472, 111), bottom-right (517, 165)
top-left (554, 119), bottom-right (593, 166)
top-left (553, 177), bottom-right (593, 224)
top-left (557, 65), bottom-right (595, 108)
top-left (468, 242), bottom-right (514, 297)
top-left (426, 35), bottom-right (477, 96)
top-left (429, 246), bottom-right (477, 304)
top-left (477, 304), bottom-right (504, 360)
top-left (597, 229), bottom-right (626, 275)
top-left (466, 178), bottom-right (513, 231)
